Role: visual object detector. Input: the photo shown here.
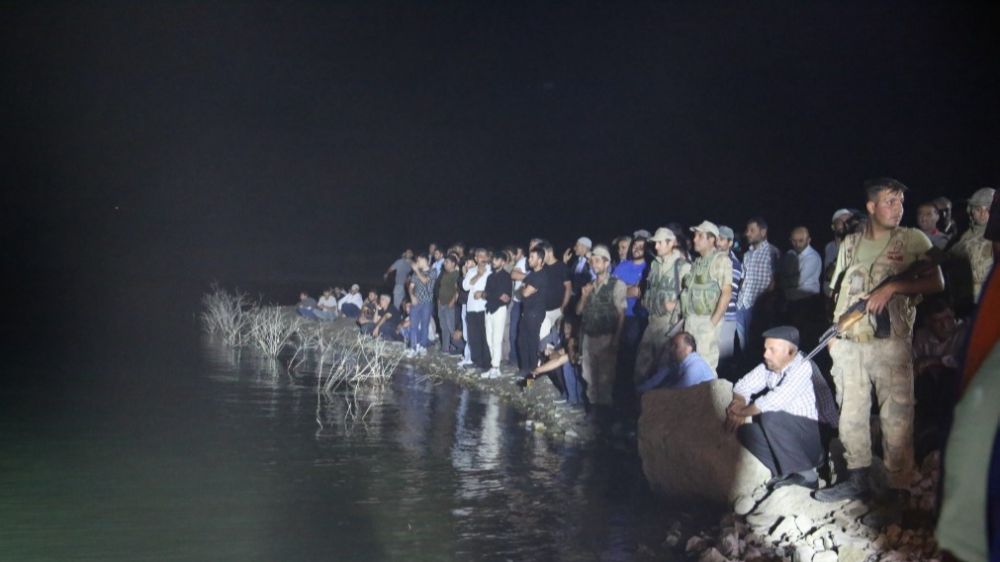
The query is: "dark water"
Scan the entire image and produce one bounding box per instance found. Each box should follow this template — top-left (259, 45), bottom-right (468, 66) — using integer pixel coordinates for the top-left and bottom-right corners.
top-left (0, 278), bottom-right (673, 561)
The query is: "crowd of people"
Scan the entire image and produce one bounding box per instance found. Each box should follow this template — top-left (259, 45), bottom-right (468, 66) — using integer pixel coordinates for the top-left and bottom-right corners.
top-left (297, 179), bottom-right (997, 527)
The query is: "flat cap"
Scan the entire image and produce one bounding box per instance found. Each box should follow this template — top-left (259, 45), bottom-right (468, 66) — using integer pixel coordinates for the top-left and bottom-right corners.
top-left (718, 225), bottom-right (735, 240)
top-left (762, 325), bottom-right (800, 347)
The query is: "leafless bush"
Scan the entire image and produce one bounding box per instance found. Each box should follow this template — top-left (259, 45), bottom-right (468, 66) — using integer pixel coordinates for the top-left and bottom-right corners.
top-left (200, 284), bottom-right (253, 346)
top-left (247, 306), bottom-right (301, 358)
top-left (315, 333), bottom-right (403, 423)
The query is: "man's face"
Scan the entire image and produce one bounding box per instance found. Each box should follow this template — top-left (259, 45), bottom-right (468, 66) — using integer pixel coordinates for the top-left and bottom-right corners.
top-left (916, 205), bottom-right (940, 233)
top-left (745, 222), bottom-right (765, 245)
top-left (618, 239), bottom-right (631, 259)
top-left (654, 238), bottom-right (674, 257)
top-left (528, 252), bottom-right (543, 270)
top-left (590, 255), bottom-right (609, 276)
top-left (762, 338), bottom-right (795, 372)
top-left (475, 250), bottom-right (489, 265)
top-left (433, 249), bottom-right (444, 260)
top-left (492, 256), bottom-right (505, 270)
top-left (367, 291), bottom-right (377, 302)
top-left (970, 205), bottom-right (990, 226)
top-left (403, 249), bottom-right (413, 259)
top-left (867, 189), bottom-right (905, 229)
top-left (443, 259), bottom-right (456, 272)
top-left (936, 203), bottom-right (952, 223)
top-left (927, 309), bottom-right (957, 340)
top-left (379, 295), bottom-right (391, 308)
top-left (831, 216), bottom-right (849, 237)
top-left (575, 242), bottom-right (589, 257)
top-left (716, 237), bottom-right (732, 252)
top-left (415, 257), bottom-right (428, 270)
top-left (670, 335), bottom-right (690, 362)
top-left (789, 229), bottom-right (810, 254)
top-left (631, 240), bottom-right (646, 260)
top-left (693, 231), bottom-right (714, 255)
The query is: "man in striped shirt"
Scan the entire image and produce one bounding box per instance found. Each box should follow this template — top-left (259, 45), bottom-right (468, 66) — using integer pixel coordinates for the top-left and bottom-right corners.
top-left (726, 326), bottom-right (829, 490)
top-left (716, 226), bottom-right (743, 367)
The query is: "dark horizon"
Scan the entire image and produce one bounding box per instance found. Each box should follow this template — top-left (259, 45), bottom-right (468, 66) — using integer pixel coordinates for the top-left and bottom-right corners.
top-left (5, 2), bottom-right (999, 294)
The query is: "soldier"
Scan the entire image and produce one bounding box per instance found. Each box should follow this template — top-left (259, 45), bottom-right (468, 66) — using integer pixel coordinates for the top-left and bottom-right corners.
top-left (634, 227), bottom-right (691, 383)
top-left (948, 187), bottom-right (995, 304)
top-left (576, 245), bottom-right (626, 407)
top-left (816, 179), bottom-right (944, 516)
top-left (681, 221), bottom-right (733, 370)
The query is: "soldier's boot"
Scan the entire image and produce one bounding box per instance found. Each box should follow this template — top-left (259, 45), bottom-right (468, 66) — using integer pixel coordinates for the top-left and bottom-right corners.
top-left (813, 467), bottom-right (870, 502)
top-left (860, 488), bottom-right (911, 528)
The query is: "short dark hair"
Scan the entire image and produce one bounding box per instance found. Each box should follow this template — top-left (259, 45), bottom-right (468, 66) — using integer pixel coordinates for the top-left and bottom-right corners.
top-left (676, 331), bottom-right (697, 352)
top-left (445, 253), bottom-right (459, 265)
top-left (864, 177), bottom-right (909, 202)
top-left (493, 250), bottom-right (508, 262)
top-left (747, 216), bottom-right (768, 230)
top-left (529, 247), bottom-right (546, 262)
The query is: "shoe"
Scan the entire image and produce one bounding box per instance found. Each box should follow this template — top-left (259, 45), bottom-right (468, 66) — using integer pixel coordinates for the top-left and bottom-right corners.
top-left (417, 346), bottom-right (427, 357)
top-left (457, 359), bottom-right (473, 367)
top-left (403, 349), bottom-right (416, 358)
top-left (480, 368), bottom-right (500, 379)
top-left (773, 469), bottom-right (819, 490)
top-left (552, 398), bottom-right (568, 404)
top-left (814, 468), bottom-right (870, 502)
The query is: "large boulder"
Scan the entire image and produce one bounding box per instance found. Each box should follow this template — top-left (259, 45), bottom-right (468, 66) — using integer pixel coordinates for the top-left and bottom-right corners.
top-left (638, 379), bottom-right (771, 505)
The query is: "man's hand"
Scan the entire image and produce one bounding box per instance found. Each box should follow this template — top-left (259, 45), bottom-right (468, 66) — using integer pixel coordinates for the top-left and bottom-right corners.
top-left (474, 290), bottom-right (484, 300)
top-left (725, 411), bottom-right (747, 433)
top-left (664, 300), bottom-right (677, 312)
top-left (563, 248), bottom-right (573, 263)
top-left (499, 294), bottom-right (511, 303)
top-left (627, 286), bottom-right (641, 298)
top-left (865, 282), bottom-right (897, 315)
top-left (581, 283), bottom-right (594, 298)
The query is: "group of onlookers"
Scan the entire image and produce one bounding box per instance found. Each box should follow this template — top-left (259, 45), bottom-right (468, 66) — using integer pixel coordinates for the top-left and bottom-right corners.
top-left (294, 180), bottom-right (997, 529)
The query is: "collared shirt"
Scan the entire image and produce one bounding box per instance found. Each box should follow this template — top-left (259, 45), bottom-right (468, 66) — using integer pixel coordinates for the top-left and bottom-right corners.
top-left (737, 239), bottom-right (779, 309)
top-left (463, 265), bottom-right (492, 312)
top-left (725, 250), bottom-right (743, 321)
top-left (733, 353), bottom-right (821, 421)
top-left (636, 352), bottom-right (716, 393)
top-left (511, 256), bottom-right (527, 302)
top-left (411, 268), bottom-right (438, 305)
top-left (338, 292), bottom-right (364, 311)
top-left (782, 245), bottom-right (822, 300)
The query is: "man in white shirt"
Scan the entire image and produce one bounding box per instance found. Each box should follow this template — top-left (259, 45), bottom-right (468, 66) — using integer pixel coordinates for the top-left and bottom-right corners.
top-left (462, 248), bottom-right (492, 369)
top-left (337, 284), bottom-right (365, 318)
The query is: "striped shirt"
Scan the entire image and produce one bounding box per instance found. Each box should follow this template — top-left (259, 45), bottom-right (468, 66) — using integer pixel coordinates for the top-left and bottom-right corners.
top-left (725, 249), bottom-right (743, 321)
top-left (737, 240), bottom-right (779, 309)
top-left (733, 353), bottom-right (822, 421)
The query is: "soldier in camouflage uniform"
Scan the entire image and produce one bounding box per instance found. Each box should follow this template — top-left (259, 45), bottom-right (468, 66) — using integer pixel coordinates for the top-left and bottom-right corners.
top-left (634, 227), bottom-right (691, 384)
top-left (681, 221), bottom-right (733, 370)
top-left (816, 179), bottom-right (944, 512)
top-left (948, 187), bottom-right (995, 304)
top-left (576, 245), bottom-right (626, 407)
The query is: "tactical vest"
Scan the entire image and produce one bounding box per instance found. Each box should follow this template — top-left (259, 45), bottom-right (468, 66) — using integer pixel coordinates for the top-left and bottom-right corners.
top-left (951, 224), bottom-right (994, 303)
top-left (833, 227), bottom-right (919, 341)
top-left (583, 277), bottom-right (620, 336)
top-left (643, 253), bottom-right (687, 320)
top-left (682, 251), bottom-right (726, 317)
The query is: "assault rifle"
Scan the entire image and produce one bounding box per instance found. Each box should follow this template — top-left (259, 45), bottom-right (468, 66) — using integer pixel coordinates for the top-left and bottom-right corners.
top-left (805, 252), bottom-right (943, 362)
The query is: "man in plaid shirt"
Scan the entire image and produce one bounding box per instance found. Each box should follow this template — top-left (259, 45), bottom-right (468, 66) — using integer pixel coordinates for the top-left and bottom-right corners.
top-left (726, 326), bottom-right (832, 490)
top-left (736, 217), bottom-right (780, 357)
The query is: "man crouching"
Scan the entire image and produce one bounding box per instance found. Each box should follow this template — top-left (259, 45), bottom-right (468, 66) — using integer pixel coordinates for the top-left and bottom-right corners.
top-left (726, 326), bottom-right (825, 490)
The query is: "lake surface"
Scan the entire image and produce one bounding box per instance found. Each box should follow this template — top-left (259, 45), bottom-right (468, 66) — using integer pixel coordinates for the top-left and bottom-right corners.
top-left (0, 278), bottom-right (676, 561)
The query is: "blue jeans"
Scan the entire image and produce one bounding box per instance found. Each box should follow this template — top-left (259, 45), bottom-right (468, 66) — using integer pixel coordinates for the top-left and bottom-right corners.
top-left (508, 301), bottom-right (522, 365)
top-left (735, 306), bottom-right (752, 353)
top-left (409, 302), bottom-right (432, 349)
top-left (563, 363), bottom-right (585, 405)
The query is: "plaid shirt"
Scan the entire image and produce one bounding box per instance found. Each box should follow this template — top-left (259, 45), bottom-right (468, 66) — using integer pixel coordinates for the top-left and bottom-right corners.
top-left (734, 353), bottom-right (824, 421)
top-left (737, 240), bottom-right (779, 309)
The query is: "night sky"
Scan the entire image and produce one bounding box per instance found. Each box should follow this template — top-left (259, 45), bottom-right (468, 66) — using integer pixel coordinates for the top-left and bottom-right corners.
top-left (5, 2), bottom-right (999, 292)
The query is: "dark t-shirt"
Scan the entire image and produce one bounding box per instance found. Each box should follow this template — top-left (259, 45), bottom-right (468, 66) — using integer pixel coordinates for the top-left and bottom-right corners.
top-left (436, 269), bottom-right (460, 305)
top-left (543, 262), bottom-right (569, 311)
top-left (522, 269), bottom-right (549, 315)
top-left (485, 269), bottom-right (512, 313)
top-left (379, 305), bottom-right (401, 332)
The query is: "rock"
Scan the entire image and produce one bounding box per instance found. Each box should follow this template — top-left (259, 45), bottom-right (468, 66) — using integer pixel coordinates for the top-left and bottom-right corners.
top-left (718, 528), bottom-right (740, 558)
top-left (686, 535), bottom-right (708, 554)
top-left (753, 485), bottom-right (833, 522)
top-left (836, 545), bottom-right (869, 562)
top-left (769, 516), bottom-right (801, 541)
top-left (812, 551), bottom-right (837, 562)
top-left (699, 547), bottom-right (729, 562)
top-left (734, 495), bottom-right (756, 515)
top-left (793, 545), bottom-right (815, 562)
top-left (638, 379), bottom-right (771, 504)
top-left (746, 512), bottom-right (779, 532)
top-left (795, 515), bottom-right (815, 534)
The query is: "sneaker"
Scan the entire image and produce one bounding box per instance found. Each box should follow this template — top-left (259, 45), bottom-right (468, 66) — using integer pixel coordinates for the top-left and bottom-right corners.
top-left (552, 398), bottom-right (568, 405)
top-left (457, 358), bottom-right (473, 367)
top-left (403, 349), bottom-right (416, 358)
top-left (417, 346), bottom-right (427, 357)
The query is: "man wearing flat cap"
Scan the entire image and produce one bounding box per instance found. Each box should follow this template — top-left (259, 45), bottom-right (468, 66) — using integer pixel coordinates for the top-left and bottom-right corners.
top-left (681, 221), bottom-right (733, 369)
top-left (727, 326), bottom-right (835, 490)
top-left (634, 227), bottom-right (691, 384)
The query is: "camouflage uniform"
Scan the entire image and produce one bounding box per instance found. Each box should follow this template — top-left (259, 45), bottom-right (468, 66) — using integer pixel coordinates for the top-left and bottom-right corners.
top-left (949, 222), bottom-right (993, 304)
top-left (634, 251), bottom-right (690, 383)
top-left (581, 276), bottom-right (626, 405)
top-left (829, 227), bottom-right (932, 489)
top-left (681, 250), bottom-right (732, 369)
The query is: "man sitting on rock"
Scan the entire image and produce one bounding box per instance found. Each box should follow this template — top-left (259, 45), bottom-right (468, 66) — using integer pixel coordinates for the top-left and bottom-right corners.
top-left (635, 331), bottom-right (716, 394)
top-left (726, 326), bottom-right (825, 490)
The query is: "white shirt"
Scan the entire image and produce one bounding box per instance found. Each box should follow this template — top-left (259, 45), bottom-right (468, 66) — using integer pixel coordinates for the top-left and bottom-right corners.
top-left (463, 265), bottom-right (492, 312)
top-left (338, 293), bottom-right (364, 310)
top-left (318, 295), bottom-right (337, 309)
top-left (511, 256), bottom-right (527, 302)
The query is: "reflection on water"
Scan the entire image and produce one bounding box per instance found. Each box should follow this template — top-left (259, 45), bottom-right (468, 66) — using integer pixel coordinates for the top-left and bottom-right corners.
top-left (0, 323), bottom-right (673, 561)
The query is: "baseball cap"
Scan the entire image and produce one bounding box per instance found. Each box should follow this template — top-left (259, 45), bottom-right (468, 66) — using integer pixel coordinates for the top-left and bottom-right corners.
top-left (969, 187), bottom-right (996, 208)
top-left (648, 227), bottom-right (676, 242)
top-left (591, 245), bottom-right (612, 261)
top-left (690, 220), bottom-right (720, 238)
top-left (831, 208), bottom-right (853, 223)
top-left (633, 229), bottom-right (651, 239)
top-left (718, 225), bottom-right (735, 240)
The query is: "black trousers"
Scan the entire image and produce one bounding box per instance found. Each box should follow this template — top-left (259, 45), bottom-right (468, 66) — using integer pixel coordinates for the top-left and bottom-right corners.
top-left (737, 411), bottom-right (824, 477)
top-left (518, 310), bottom-right (545, 375)
top-left (466, 310), bottom-right (491, 369)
